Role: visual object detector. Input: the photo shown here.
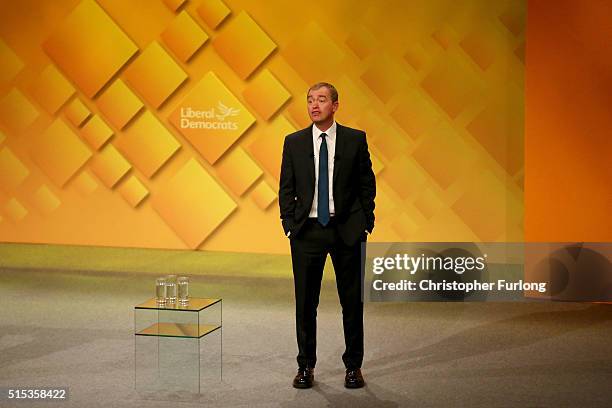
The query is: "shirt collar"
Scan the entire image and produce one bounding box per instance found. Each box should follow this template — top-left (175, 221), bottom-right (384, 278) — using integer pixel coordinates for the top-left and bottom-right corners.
top-left (312, 121), bottom-right (336, 143)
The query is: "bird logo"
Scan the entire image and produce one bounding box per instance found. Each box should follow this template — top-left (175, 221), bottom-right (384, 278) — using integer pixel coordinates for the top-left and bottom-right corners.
top-left (215, 101), bottom-right (240, 121)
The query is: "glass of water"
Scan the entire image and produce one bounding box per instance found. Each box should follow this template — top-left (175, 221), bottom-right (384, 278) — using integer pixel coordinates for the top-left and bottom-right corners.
top-left (166, 275), bottom-right (177, 303)
top-left (178, 276), bottom-right (189, 305)
top-left (155, 277), bottom-right (167, 304)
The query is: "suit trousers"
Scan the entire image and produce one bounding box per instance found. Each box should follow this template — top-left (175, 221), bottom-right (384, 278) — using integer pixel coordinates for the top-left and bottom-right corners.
top-left (290, 218), bottom-right (364, 370)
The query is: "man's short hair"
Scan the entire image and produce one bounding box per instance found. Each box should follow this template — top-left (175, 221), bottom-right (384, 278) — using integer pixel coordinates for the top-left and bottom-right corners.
top-left (307, 82), bottom-right (338, 103)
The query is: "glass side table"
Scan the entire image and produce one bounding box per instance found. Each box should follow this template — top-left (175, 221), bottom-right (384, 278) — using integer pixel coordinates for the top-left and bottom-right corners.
top-left (134, 298), bottom-right (222, 399)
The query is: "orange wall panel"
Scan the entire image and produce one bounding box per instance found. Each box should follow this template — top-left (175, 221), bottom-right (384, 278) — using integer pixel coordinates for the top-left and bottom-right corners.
top-left (525, 0), bottom-right (612, 241)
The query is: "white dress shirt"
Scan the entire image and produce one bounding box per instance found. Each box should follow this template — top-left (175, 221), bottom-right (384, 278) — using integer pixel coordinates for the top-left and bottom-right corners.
top-left (309, 121), bottom-right (336, 218)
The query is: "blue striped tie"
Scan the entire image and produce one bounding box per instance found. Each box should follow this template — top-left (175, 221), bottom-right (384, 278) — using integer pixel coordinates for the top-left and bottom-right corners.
top-left (317, 133), bottom-right (330, 226)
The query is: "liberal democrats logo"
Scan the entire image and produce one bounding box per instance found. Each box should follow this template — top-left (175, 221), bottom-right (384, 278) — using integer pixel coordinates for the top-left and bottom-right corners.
top-left (180, 101), bottom-right (240, 130)
top-left (169, 71), bottom-right (256, 164)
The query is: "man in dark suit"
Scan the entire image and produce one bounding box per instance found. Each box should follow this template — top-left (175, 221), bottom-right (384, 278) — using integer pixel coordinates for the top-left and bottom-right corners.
top-left (279, 82), bottom-right (376, 389)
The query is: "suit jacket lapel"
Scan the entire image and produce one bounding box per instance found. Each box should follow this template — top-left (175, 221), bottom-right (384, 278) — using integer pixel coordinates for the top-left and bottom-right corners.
top-left (302, 127), bottom-right (315, 187)
top-left (333, 123), bottom-right (345, 187)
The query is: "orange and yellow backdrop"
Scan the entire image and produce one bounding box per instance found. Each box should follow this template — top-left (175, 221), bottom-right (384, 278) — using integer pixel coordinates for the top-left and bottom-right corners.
top-left (2, 0), bottom-right (581, 255)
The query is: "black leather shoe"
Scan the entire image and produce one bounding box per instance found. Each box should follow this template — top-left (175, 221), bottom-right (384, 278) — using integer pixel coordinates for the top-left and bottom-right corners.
top-left (292, 367), bottom-right (314, 389)
top-left (345, 368), bottom-right (365, 388)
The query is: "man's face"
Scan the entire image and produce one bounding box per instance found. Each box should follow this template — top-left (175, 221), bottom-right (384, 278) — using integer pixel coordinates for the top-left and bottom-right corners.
top-left (307, 87), bottom-right (338, 124)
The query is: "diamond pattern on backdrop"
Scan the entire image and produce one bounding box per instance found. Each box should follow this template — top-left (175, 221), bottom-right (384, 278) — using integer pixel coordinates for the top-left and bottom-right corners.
top-left (0, 0), bottom-right (525, 249)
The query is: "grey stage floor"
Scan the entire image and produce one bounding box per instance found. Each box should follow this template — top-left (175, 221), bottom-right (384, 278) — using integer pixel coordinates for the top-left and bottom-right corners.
top-left (1, 266), bottom-right (611, 407)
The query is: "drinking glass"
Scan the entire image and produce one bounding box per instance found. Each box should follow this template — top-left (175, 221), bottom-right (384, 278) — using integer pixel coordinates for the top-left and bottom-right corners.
top-left (166, 275), bottom-right (177, 303)
top-left (155, 277), bottom-right (167, 304)
top-left (178, 276), bottom-right (189, 305)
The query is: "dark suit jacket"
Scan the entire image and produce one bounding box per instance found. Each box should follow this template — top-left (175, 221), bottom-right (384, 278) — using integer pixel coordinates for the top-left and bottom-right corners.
top-left (279, 123), bottom-right (376, 246)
